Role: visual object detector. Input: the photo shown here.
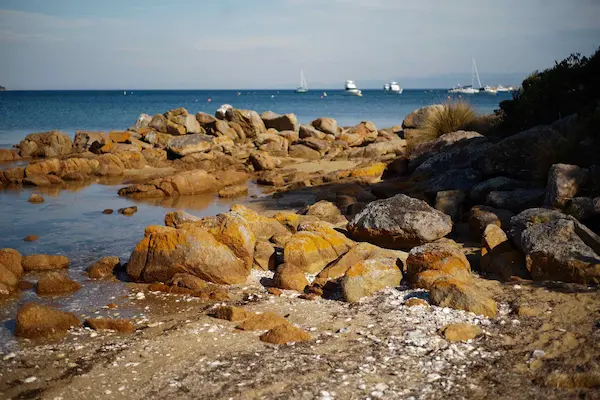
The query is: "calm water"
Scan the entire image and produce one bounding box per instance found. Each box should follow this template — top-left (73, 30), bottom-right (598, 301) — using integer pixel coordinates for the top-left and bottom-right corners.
top-left (0, 89), bottom-right (510, 147)
top-left (0, 89), bottom-right (509, 346)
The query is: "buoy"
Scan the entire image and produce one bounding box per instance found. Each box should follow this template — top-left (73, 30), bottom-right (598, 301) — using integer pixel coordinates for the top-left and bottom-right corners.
top-left (207, 98), bottom-right (212, 102)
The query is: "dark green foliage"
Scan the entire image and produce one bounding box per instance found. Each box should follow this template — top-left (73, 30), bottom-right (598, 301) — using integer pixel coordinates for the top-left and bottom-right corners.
top-left (499, 48), bottom-right (600, 135)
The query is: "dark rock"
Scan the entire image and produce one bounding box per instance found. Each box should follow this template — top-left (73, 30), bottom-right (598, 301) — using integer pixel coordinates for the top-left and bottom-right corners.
top-left (486, 188), bottom-right (545, 212)
top-left (118, 206), bottom-right (138, 216)
top-left (469, 205), bottom-right (514, 239)
top-left (470, 177), bottom-right (533, 204)
top-left (545, 163), bottom-right (589, 208)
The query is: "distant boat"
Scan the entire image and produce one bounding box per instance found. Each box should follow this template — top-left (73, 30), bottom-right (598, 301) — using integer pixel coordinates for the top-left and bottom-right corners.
top-left (345, 80), bottom-right (362, 96)
top-left (123, 91), bottom-right (126, 95)
top-left (323, 92), bottom-right (327, 97)
top-left (383, 81), bottom-right (403, 94)
top-left (449, 58), bottom-right (482, 94)
top-left (295, 70), bottom-right (308, 93)
top-left (496, 84), bottom-right (514, 93)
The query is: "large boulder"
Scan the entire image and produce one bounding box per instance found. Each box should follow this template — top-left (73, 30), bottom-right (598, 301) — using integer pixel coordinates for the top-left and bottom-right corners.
top-left (255, 133), bottom-right (289, 156)
top-left (481, 225), bottom-right (528, 281)
top-left (261, 111), bottom-right (299, 132)
top-left (36, 272), bottom-right (81, 295)
top-left (230, 205), bottom-right (290, 241)
top-left (564, 197), bottom-right (600, 221)
top-left (469, 205), bottom-right (514, 239)
top-left (406, 241), bottom-right (472, 287)
top-left (469, 177), bottom-right (533, 204)
top-left (486, 188), bottom-right (546, 212)
top-left (249, 151), bottom-right (280, 171)
top-left (311, 117), bottom-right (338, 136)
top-left (299, 125), bottom-right (326, 140)
top-left (419, 168), bottom-right (483, 197)
top-left (0, 149), bottom-right (20, 162)
top-left (476, 125), bottom-right (568, 181)
top-left (288, 144), bottom-right (321, 160)
top-left (15, 302), bottom-right (81, 339)
top-left (0, 248), bottom-right (23, 278)
top-left (341, 257), bottom-right (402, 302)
top-left (545, 163), bottom-right (589, 208)
top-left (347, 194), bottom-right (453, 249)
top-left (283, 221), bottom-right (354, 273)
top-left (73, 131), bottom-right (109, 152)
top-left (339, 121), bottom-right (378, 147)
top-left (22, 254), bottom-right (69, 271)
top-left (514, 210), bottom-right (600, 284)
top-left (127, 225), bottom-right (250, 284)
top-left (435, 190), bottom-right (466, 221)
top-left (224, 108), bottom-right (266, 139)
top-left (273, 263), bottom-right (309, 292)
top-left (401, 105), bottom-right (445, 129)
top-left (19, 131), bottom-right (73, 158)
top-left (301, 200), bottom-right (347, 225)
top-left (118, 170), bottom-right (219, 198)
top-left (168, 134), bottom-right (213, 156)
top-left (429, 278), bottom-right (497, 317)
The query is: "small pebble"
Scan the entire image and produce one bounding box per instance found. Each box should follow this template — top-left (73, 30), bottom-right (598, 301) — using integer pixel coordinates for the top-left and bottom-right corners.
top-left (23, 376), bottom-right (37, 383)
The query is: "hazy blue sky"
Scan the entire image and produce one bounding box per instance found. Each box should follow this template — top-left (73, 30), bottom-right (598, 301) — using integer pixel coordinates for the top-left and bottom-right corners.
top-left (1, 0), bottom-right (599, 89)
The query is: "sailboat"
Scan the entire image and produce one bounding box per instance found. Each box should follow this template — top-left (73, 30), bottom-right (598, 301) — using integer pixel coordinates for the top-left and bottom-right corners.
top-left (295, 70), bottom-right (308, 93)
top-left (448, 58), bottom-right (481, 94)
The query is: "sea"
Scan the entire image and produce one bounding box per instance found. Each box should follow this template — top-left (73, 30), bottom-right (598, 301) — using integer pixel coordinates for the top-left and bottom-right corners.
top-left (0, 89), bottom-right (510, 346)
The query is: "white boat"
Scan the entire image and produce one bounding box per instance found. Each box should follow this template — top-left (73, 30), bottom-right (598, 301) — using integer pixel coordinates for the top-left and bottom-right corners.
top-left (496, 84), bottom-right (514, 93)
top-left (482, 85), bottom-right (497, 94)
top-left (295, 70), bottom-right (308, 93)
top-left (345, 80), bottom-right (362, 96)
top-left (384, 81), bottom-right (403, 94)
top-left (449, 58), bottom-right (483, 94)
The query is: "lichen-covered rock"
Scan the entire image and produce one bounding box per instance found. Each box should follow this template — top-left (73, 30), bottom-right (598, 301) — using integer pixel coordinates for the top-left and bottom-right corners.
top-left (406, 241), bottom-right (471, 288)
top-left (301, 200), bottom-right (346, 225)
top-left (224, 108), bottom-right (266, 139)
top-left (87, 256), bottom-right (120, 280)
top-left (260, 324), bottom-right (311, 344)
top-left (249, 151), bottom-right (280, 171)
top-left (127, 225), bottom-right (249, 284)
top-left (15, 302), bottom-right (81, 339)
top-left (347, 194), bottom-right (452, 249)
top-left (469, 206), bottom-right (514, 240)
top-left (168, 134), bottom-right (213, 156)
top-left (230, 204), bottom-right (290, 241)
top-left (36, 272), bottom-right (81, 295)
top-left (339, 121), bottom-right (378, 147)
top-left (261, 111), bottom-right (299, 132)
top-left (314, 242), bottom-right (407, 286)
top-left (273, 263), bottom-right (309, 292)
top-left (253, 241), bottom-right (276, 271)
top-left (284, 222), bottom-right (354, 273)
top-left (118, 170), bottom-right (218, 198)
top-left (440, 323), bottom-right (482, 342)
top-left (545, 163), bottom-right (589, 208)
top-left (18, 131), bottom-right (73, 158)
top-left (349, 162), bottom-right (386, 183)
top-left (429, 279), bottom-right (497, 317)
top-left (164, 211), bottom-right (201, 228)
top-left (311, 117), bottom-right (338, 136)
top-left (341, 257), bottom-right (402, 302)
top-left (22, 254), bottom-right (69, 271)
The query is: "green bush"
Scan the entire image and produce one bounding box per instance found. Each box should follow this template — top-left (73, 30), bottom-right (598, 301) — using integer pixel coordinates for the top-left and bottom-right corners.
top-left (499, 47), bottom-right (600, 135)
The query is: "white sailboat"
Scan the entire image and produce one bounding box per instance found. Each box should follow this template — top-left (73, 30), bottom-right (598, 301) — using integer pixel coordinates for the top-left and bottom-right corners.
top-left (448, 58), bottom-right (481, 94)
top-left (295, 70), bottom-right (308, 93)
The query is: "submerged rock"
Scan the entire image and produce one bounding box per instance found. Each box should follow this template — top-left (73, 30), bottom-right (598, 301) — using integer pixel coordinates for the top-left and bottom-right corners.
top-left (87, 256), bottom-right (120, 280)
top-left (15, 302), bottom-right (81, 339)
top-left (118, 206), bottom-right (138, 216)
top-left (347, 194), bottom-right (452, 249)
top-left (28, 194), bottom-right (44, 204)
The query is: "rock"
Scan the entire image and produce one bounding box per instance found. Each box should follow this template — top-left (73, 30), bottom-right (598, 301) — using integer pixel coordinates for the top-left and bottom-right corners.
top-left (141, 147), bottom-right (167, 162)
top-left (0, 264), bottom-right (18, 292)
top-left (341, 257), bottom-right (402, 302)
top-left (340, 121), bottom-right (378, 147)
top-left (299, 137), bottom-right (330, 154)
top-left (102, 209), bottom-right (114, 215)
top-left (218, 185), bottom-right (248, 198)
top-left (142, 131), bottom-right (173, 147)
top-left (410, 130), bottom-right (484, 163)
top-left (261, 111), bottom-right (299, 132)
top-left (279, 130), bottom-right (300, 143)
top-left (289, 144), bottom-right (321, 160)
top-left (215, 104), bottom-right (233, 120)
top-left (273, 212), bottom-right (318, 233)
top-left (0, 248), bottom-right (23, 278)
top-left (405, 298), bottom-right (429, 307)
top-left (163, 211), bottom-right (200, 228)
top-left (255, 133), bottom-right (289, 156)
top-left (95, 154), bottom-right (125, 176)
top-left (149, 114), bottom-right (168, 133)
top-left (470, 177), bottom-right (533, 204)
top-left (435, 190), bottom-right (466, 221)
top-left (347, 194), bottom-right (453, 249)
top-left (15, 302), bottom-right (81, 339)
top-left (411, 138), bottom-right (490, 178)
top-left (224, 108), bottom-right (266, 139)
top-left (85, 318), bottom-right (135, 333)
top-left (440, 323), bottom-right (482, 342)
top-left (429, 279), bottom-right (498, 317)
top-left (299, 125), bottom-right (326, 140)
top-left (477, 125), bottom-right (568, 181)
top-left (23, 174), bottom-right (64, 187)
top-left (230, 204), bottom-right (290, 241)
top-left (22, 255), bottom-right (69, 271)
top-left (118, 170), bottom-right (219, 198)
top-left (406, 241), bottom-right (471, 287)
top-left (349, 163), bottom-right (387, 183)
top-left (194, 212), bottom-right (257, 270)
top-left (168, 134), bottom-right (213, 156)
top-left (0, 148), bottom-right (21, 162)
top-left (118, 206), bottom-right (138, 216)
top-left (135, 113), bottom-right (152, 129)
top-left (214, 306), bottom-right (253, 321)
top-left (564, 197), bottom-right (600, 220)
top-left (109, 131), bottom-right (131, 143)
top-left (28, 194), bottom-right (44, 204)
top-left (419, 168), bottom-right (483, 197)
top-left (311, 117), bottom-right (338, 136)
top-left (545, 163), bottom-right (589, 208)
top-left (486, 188), bottom-right (546, 212)
top-left (518, 215), bottom-right (600, 284)
top-left (168, 273), bottom-right (210, 291)
top-left (18, 131), bottom-right (73, 158)
top-left (249, 151), bottom-right (280, 171)
top-left (284, 221), bottom-right (354, 273)
top-left (301, 200), bottom-right (346, 225)
top-left (236, 312), bottom-right (289, 331)
top-left (23, 235), bottom-right (39, 242)
top-left (273, 263), bottom-right (308, 292)
top-left (314, 242), bottom-right (407, 286)
top-left (260, 324), bottom-right (311, 344)
top-left (402, 105), bottom-right (445, 129)
top-left (87, 256), bottom-right (120, 280)
top-left (2, 166), bottom-right (25, 181)
top-left (36, 272), bottom-right (81, 295)
top-left (469, 206), bottom-right (514, 239)
top-left (481, 225), bottom-right (527, 281)
top-left (127, 225), bottom-right (249, 284)
top-left (253, 241), bottom-right (276, 271)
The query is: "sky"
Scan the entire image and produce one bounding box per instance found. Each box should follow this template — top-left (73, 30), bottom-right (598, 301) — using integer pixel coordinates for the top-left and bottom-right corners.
top-left (0, 0), bottom-right (599, 89)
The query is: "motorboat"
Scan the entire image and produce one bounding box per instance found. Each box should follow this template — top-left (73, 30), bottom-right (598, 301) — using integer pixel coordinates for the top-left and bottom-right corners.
top-left (496, 84), bottom-right (514, 92)
top-left (384, 81), bottom-right (403, 94)
top-left (345, 80), bottom-right (362, 96)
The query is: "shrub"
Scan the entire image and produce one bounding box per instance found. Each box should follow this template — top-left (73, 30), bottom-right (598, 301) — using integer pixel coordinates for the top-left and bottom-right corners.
top-left (409, 100), bottom-right (477, 148)
top-left (499, 47), bottom-right (600, 135)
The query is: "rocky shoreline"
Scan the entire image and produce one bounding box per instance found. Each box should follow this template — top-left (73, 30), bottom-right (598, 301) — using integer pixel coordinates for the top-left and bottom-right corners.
top-left (1, 103), bottom-right (599, 399)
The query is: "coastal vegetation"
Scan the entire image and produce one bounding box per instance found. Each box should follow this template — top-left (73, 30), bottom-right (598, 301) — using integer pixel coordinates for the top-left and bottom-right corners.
top-left (420, 100), bottom-right (476, 142)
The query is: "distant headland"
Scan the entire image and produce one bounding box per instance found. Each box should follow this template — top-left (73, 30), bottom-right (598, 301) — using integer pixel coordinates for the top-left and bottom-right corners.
top-left (0, 85), bottom-right (6, 91)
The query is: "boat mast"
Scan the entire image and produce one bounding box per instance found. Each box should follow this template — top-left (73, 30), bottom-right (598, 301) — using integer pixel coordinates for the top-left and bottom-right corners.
top-left (472, 58), bottom-right (482, 88)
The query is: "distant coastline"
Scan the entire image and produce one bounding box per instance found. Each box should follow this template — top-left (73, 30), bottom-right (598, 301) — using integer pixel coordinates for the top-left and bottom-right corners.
top-left (0, 85), bottom-right (6, 91)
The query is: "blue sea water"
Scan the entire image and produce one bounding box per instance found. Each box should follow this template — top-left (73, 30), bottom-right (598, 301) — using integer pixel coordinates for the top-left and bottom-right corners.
top-left (0, 89), bottom-right (510, 343)
top-left (0, 89), bottom-right (510, 147)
